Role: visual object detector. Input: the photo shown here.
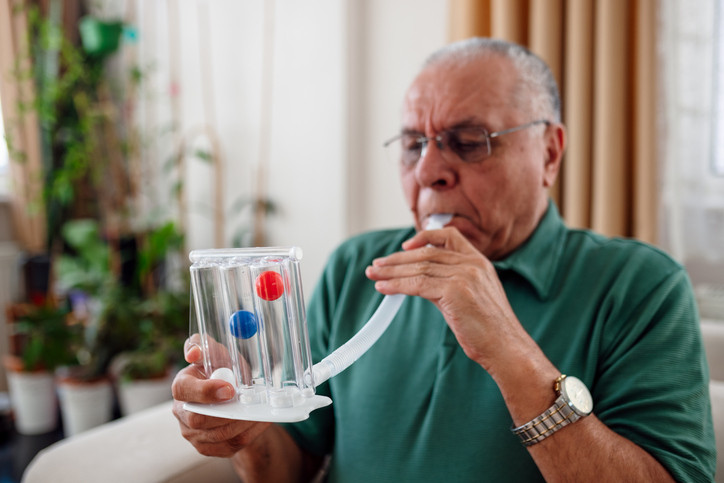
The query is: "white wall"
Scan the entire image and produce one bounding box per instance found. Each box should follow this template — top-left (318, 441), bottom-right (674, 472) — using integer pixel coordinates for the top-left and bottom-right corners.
top-left (133, 0), bottom-right (448, 294)
top-left (348, 0), bottom-right (450, 235)
top-left (263, 1), bottom-right (349, 295)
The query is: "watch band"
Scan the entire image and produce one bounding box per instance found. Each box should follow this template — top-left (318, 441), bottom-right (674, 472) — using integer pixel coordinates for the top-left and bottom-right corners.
top-left (510, 393), bottom-right (581, 447)
top-left (510, 374), bottom-right (593, 447)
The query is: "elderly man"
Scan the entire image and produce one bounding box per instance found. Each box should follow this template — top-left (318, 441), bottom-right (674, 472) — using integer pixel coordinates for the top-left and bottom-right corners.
top-left (173, 38), bottom-right (715, 482)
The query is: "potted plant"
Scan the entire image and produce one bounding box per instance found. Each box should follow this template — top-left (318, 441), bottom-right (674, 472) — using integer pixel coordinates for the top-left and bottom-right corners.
top-left (111, 225), bottom-right (189, 416)
top-left (6, 7), bottom-right (191, 430)
top-left (53, 219), bottom-right (121, 436)
top-left (56, 218), bottom-right (189, 421)
top-left (4, 302), bottom-right (78, 435)
top-left (111, 332), bottom-right (179, 416)
top-left (78, 16), bottom-right (123, 58)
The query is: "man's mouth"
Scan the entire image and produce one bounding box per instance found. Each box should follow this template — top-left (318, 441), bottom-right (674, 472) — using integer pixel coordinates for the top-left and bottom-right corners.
top-left (424, 213), bottom-right (454, 230)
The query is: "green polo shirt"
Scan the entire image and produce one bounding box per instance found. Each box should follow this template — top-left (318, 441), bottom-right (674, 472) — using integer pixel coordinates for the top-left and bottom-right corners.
top-left (284, 202), bottom-right (715, 482)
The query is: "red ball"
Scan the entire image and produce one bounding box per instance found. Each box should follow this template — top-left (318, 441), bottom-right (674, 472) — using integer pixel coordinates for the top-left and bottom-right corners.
top-left (255, 270), bottom-right (284, 301)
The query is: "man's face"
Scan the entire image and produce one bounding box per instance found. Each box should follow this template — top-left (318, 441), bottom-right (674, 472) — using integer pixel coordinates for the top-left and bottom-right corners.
top-left (399, 55), bottom-right (560, 260)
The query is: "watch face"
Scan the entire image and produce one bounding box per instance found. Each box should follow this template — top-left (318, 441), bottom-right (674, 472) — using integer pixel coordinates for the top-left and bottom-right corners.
top-left (562, 376), bottom-right (593, 416)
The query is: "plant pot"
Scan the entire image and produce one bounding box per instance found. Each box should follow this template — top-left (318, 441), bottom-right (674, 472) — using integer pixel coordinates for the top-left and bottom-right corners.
top-left (56, 377), bottom-right (114, 437)
top-left (79, 16), bottom-right (123, 57)
top-left (22, 254), bottom-right (51, 305)
top-left (116, 373), bottom-right (173, 417)
top-left (6, 370), bottom-right (58, 435)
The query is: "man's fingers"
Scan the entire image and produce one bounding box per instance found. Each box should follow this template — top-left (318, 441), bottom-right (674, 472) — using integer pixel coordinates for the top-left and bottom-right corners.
top-left (184, 340), bottom-right (203, 364)
top-left (172, 400), bottom-right (273, 458)
top-left (401, 227), bottom-right (478, 253)
top-left (172, 365), bottom-right (236, 404)
top-left (183, 334), bottom-right (235, 370)
top-left (173, 400), bottom-right (233, 431)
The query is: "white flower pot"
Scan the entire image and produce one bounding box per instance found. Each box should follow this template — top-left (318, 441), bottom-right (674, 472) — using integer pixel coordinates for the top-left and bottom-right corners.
top-left (7, 370), bottom-right (58, 435)
top-left (56, 378), bottom-right (114, 437)
top-left (116, 375), bottom-right (172, 416)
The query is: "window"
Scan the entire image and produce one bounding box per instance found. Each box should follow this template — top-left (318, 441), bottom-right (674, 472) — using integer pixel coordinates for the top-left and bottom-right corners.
top-left (659, 0), bottom-right (724, 319)
top-left (714, 0), bottom-right (724, 176)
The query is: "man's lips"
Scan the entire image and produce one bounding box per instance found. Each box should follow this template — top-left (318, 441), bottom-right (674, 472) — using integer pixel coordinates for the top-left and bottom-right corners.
top-left (425, 213), bottom-right (454, 230)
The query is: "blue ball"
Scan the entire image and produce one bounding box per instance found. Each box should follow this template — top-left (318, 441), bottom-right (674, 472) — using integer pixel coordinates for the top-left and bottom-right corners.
top-left (230, 310), bottom-right (258, 339)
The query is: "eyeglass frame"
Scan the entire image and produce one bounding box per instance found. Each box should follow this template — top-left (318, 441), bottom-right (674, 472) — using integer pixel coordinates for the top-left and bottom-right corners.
top-left (382, 119), bottom-right (551, 166)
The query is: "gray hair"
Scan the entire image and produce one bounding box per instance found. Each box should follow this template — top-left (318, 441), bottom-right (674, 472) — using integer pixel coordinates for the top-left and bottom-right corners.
top-left (423, 38), bottom-right (561, 122)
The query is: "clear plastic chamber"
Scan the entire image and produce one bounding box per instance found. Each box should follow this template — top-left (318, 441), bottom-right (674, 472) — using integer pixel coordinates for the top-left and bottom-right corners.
top-left (184, 247), bottom-right (331, 422)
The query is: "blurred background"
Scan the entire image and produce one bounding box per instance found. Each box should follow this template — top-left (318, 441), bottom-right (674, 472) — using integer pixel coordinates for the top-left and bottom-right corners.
top-left (0, 0), bottom-right (722, 473)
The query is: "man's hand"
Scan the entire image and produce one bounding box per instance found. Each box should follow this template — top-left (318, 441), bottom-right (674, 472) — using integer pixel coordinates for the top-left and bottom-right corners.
top-left (172, 336), bottom-right (321, 481)
top-left (365, 225), bottom-right (560, 419)
top-left (365, 226), bottom-right (522, 371)
top-left (171, 337), bottom-right (272, 458)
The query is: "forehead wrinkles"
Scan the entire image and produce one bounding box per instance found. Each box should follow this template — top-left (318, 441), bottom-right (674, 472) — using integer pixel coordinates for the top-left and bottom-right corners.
top-left (402, 86), bottom-right (469, 132)
top-left (402, 58), bottom-right (522, 133)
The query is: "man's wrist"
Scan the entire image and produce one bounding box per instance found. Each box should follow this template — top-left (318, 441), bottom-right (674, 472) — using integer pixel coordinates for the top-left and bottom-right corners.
top-left (510, 375), bottom-right (593, 447)
top-left (485, 335), bottom-right (560, 426)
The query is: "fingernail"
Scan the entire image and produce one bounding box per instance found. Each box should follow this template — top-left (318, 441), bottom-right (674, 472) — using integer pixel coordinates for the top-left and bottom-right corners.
top-left (184, 344), bottom-right (200, 363)
top-left (216, 386), bottom-right (234, 400)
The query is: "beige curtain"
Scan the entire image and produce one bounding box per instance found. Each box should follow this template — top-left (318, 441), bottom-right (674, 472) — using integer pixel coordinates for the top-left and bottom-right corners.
top-left (449, 0), bottom-right (658, 243)
top-left (0, 0), bottom-right (46, 253)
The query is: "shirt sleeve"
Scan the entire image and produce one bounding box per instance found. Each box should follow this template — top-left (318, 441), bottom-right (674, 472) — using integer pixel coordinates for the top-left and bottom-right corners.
top-left (593, 265), bottom-right (716, 482)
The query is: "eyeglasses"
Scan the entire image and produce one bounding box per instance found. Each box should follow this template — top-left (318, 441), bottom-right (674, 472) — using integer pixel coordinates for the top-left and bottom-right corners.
top-left (383, 119), bottom-right (550, 167)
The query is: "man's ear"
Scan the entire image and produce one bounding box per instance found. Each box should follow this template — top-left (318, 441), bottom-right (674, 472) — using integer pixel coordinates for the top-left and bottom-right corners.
top-left (542, 123), bottom-right (566, 188)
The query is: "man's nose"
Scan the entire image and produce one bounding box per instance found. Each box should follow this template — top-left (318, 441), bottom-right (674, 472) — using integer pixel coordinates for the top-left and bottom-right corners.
top-left (415, 137), bottom-right (457, 189)
top-left (420, 136), bottom-right (443, 159)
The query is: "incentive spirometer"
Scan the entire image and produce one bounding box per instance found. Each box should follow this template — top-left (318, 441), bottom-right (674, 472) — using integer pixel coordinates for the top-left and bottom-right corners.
top-left (183, 214), bottom-right (452, 422)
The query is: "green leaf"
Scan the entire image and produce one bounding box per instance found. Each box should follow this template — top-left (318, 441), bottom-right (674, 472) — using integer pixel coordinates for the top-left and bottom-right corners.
top-left (192, 149), bottom-right (213, 163)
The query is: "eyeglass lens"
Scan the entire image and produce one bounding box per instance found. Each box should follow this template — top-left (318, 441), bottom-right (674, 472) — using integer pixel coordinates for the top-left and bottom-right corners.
top-left (396, 128), bottom-right (492, 166)
top-left (386, 119), bottom-right (549, 166)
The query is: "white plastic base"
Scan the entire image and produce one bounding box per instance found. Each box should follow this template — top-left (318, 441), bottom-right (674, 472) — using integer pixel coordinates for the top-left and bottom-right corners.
top-left (183, 395), bottom-right (332, 423)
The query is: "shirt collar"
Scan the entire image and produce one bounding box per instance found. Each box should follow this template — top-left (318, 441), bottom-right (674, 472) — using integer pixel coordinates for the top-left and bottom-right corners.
top-left (492, 200), bottom-right (566, 300)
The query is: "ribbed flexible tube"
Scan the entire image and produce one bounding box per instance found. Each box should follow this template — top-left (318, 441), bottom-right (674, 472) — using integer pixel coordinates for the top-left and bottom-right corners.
top-left (310, 293), bottom-right (405, 386)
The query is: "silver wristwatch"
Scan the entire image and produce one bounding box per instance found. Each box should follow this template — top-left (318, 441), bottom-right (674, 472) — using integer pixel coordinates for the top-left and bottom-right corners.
top-left (511, 374), bottom-right (593, 447)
